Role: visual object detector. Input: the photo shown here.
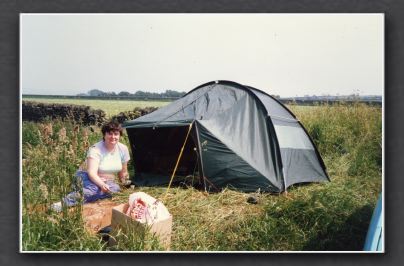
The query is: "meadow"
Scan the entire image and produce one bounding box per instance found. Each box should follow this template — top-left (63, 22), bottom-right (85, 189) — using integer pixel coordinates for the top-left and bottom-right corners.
top-left (21, 99), bottom-right (382, 251)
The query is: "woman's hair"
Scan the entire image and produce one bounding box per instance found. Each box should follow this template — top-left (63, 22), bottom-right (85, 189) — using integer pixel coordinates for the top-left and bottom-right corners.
top-left (101, 121), bottom-right (123, 137)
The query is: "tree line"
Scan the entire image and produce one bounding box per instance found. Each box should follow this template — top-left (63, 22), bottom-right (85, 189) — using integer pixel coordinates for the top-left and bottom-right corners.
top-left (78, 89), bottom-right (187, 99)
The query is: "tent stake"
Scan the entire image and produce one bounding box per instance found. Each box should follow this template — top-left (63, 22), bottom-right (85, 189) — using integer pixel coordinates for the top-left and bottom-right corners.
top-left (164, 122), bottom-right (194, 201)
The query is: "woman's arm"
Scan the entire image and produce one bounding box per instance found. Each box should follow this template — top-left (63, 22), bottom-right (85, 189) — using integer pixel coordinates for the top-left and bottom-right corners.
top-left (87, 157), bottom-right (111, 192)
top-left (118, 162), bottom-right (129, 183)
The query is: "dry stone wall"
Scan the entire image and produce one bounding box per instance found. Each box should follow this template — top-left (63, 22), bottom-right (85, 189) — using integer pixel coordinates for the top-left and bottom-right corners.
top-left (22, 101), bottom-right (159, 125)
top-left (22, 101), bottom-right (107, 125)
top-left (111, 107), bottom-right (158, 123)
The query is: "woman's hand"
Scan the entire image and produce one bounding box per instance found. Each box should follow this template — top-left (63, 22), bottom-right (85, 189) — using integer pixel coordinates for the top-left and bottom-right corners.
top-left (100, 183), bottom-right (111, 193)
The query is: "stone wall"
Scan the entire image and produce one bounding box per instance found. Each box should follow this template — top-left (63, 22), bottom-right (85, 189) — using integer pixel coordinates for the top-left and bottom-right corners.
top-left (22, 101), bottom-right (159, 125)
top-left (111, 107), bottom-right (158, 123)
top-left (22, 101), bottom-right (107, 125)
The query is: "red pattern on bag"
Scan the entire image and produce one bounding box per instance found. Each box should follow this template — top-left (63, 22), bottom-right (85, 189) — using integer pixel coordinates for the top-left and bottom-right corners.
top-left (126, 198), bottom-right (147, 222)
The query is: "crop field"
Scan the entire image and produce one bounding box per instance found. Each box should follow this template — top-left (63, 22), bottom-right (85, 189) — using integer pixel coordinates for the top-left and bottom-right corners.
top-left (21, 100), bottom-right (382, 251)
top-left (22, 96), bottom-right (171, 116)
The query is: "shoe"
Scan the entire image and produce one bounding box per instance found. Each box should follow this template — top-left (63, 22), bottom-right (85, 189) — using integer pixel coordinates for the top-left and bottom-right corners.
top-left (50, 201), bottom-right (62, 213)
top-left (98, 226), bottom-right (112, 234)
top-left (98, 226), bottom-right (112, 242)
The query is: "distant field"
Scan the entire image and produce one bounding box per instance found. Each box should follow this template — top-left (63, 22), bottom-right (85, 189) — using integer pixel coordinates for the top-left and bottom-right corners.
top-left (22, 96), bottom-right (171, 116)
top-left (22, 96), bottom-right (315, 117)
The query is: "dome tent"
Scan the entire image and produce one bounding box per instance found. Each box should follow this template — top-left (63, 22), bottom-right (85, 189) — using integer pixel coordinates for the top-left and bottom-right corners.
top-left (123, 80), bottom-right (329, 193)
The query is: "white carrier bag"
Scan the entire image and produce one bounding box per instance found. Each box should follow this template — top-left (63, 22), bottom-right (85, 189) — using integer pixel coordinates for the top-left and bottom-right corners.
top-left (125, 192), bottom-right (171, 225)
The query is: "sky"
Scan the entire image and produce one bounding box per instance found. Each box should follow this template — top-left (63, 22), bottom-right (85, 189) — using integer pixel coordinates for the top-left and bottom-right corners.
top-left (21, 14), bottom-right (384, 97)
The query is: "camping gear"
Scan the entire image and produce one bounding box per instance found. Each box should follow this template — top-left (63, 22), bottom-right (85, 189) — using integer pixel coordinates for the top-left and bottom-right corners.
top-left (123, 80), bottom-right (329, 193)
top-left (126, 192), bottom-right (171, 225)
top-left (110, 192), bottom-right (172, 249)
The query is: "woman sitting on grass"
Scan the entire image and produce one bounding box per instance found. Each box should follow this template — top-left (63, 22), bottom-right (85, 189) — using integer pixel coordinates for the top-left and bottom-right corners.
top-left (51, 121), bottom-right (131, 212)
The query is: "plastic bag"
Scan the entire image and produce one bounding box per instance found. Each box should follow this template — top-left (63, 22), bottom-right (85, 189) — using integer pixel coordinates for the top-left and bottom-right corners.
top-left (125, 192), bottom-right (170, 225)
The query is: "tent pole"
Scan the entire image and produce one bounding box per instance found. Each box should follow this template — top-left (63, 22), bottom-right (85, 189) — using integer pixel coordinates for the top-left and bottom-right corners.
top-left (164, 122), bottom-right (194, 201)
top-left (194, 121), bottom-right (207, 192)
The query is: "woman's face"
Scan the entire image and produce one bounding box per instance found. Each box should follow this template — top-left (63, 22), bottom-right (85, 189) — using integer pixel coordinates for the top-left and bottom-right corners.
top-left (104, 130), bottom-right (120, 146)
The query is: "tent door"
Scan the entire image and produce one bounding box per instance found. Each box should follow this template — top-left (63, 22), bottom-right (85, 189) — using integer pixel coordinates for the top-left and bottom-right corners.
top-left (127, 125), bottom-right (203, 187)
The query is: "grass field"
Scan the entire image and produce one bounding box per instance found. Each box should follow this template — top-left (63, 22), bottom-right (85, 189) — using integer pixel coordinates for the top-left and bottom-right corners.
top-left (21, 101), bottom-right (382, 251)
top-left (22, 96), bottom-right (171, 117)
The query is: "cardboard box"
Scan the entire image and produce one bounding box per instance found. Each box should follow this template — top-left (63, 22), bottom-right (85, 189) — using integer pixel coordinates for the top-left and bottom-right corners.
top-left (109, 203), bottom-right (172, 250)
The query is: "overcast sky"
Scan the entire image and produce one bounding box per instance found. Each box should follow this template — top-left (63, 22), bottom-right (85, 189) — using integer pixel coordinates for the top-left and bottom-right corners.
top-left (21, 13), bottom-right (383, 97)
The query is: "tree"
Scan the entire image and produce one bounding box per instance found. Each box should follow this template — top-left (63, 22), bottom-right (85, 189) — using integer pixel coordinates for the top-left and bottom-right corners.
top-left (87, 89), bottom-right (105, 96)
top-left (118, 91), bottom-right (131, 96)
top-left (134, 91), bottom-right (147, 97)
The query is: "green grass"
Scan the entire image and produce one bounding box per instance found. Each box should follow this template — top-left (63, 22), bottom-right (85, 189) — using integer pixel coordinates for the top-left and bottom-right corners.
top-left (22, 96), bottom-right (171, 116)
top-left (21, 103), bottom-right (382, 251)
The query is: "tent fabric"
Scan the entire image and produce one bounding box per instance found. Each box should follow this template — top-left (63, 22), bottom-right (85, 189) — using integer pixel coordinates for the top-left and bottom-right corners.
top-left (123, 80), bottom-right (329, 192)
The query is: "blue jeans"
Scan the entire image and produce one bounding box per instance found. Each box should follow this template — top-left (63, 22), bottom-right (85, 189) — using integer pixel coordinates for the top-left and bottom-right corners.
top-left (63, 170), bottom-right (120, 207)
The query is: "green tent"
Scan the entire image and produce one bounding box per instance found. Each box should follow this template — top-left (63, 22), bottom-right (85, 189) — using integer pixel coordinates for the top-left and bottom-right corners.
top-left (123, 80), bottom-right (329, 192)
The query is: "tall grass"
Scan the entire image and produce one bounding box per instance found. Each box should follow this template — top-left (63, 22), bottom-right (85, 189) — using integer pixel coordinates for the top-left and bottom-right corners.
top-left (21, 103), bottom-right (382, 251)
